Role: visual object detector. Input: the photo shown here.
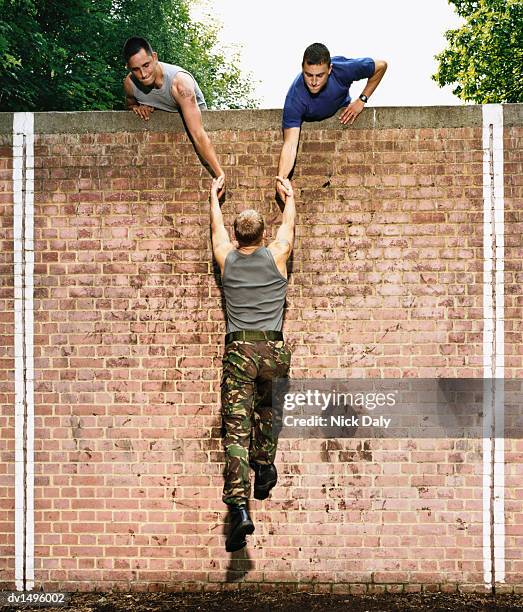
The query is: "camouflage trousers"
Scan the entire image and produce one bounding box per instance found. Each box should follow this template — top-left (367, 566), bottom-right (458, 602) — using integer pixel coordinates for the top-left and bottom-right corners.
top-left (221, 339), bottom-right (291, 505)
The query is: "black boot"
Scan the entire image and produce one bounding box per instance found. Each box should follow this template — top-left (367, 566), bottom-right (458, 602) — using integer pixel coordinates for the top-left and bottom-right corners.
top-left (250, 461), bottom-right (277, 500)
top-left (225, 504), bottom-right (254, 552)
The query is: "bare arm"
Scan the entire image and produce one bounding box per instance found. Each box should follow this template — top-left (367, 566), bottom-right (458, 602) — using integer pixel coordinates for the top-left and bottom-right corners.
top-left (276, 127), bottom-right (300, 199)
top-left (360, 59), bottom-right (388, 100)
top-left (173, 73), bottom-right (224, 185)
top-left (269, 178), bottom-right (296, 277)
top-left (209, 176), bottom-right (233, 273)
top-left (123, 75), bottom-right (155, 121)
top-left (339, 59), bottom-right (388, 125)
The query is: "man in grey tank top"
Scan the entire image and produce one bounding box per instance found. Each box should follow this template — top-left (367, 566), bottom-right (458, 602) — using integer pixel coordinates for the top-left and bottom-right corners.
top-left (210, 175), bottom-right (296, 553)
top-left (123, 37), bottom-right (225, 195)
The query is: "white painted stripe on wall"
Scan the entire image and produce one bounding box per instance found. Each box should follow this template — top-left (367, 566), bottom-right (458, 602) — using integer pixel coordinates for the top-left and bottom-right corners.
top-left (23, 111), bottom-right (35, 591)
top-left (12, 112), bottom-right (35, 591)
top-left (13, 113), bottom-right (25, 592)
top-left (482, 104), bottom-right (505, 588)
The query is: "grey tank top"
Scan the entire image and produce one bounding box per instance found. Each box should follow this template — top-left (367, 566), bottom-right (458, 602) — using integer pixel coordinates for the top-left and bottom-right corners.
top-left (222, 247), bottom-right (288, 333)
top-left (130, 62), bottom-right (207, 112)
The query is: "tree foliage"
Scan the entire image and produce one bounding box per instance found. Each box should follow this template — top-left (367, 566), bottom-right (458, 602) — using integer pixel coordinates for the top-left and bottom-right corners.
top-left (433, 0), bottom-right (523, 103)
top-left (0, 0), bottom-right (258, 111)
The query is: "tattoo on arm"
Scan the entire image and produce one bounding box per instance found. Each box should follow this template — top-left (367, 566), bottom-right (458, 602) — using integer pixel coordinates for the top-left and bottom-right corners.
top-left (178, 86), bottom-right (195, 100)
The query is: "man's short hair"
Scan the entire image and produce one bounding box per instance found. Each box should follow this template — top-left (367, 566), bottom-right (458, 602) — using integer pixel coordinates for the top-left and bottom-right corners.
top-left (123, 37), bottom-right (153, 62)
top-left (234, 210), bottom-right (264, 246)
top-left (302, 43), bottom-right (331, 66)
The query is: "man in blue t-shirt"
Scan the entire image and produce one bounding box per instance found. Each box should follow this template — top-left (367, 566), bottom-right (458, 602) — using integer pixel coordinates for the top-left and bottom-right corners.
top-left (276, 43), bottom-right (387, 201)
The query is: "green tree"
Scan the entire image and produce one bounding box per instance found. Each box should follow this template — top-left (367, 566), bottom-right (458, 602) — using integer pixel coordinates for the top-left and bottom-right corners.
top-left (433, 0), bottom-right (523, 103)
top-left (0, 0), bottom-right (258, 111)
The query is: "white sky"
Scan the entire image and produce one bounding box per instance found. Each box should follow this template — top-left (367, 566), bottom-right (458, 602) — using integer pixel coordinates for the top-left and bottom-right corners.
top-left (191, 0), bottom-right (465, 108)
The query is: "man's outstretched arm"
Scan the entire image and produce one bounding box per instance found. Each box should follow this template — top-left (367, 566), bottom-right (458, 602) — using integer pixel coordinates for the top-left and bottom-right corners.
top-left (173, 73), bottom-right (225, 191)
top-left (339, 59), bottom-right (388, 125)
top-left (276, 128), bottom-right (300, 200)
top-left (269, 177), bottom-right (296, 277)
top-left (209, 176), bottom-right (233, 273)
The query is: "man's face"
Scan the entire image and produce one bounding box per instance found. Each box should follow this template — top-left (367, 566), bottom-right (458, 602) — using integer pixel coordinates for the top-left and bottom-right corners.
top-left (127, 48), bottom-right (158, 86)
top-left (302, 61), bottom-right (332, 94)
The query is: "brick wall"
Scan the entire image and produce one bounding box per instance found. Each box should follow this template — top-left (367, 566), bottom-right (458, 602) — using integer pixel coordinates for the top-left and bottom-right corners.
top-left (503, 115), bottom-right (523, 591)
top-left (0, 106), bottom-right (522, 592)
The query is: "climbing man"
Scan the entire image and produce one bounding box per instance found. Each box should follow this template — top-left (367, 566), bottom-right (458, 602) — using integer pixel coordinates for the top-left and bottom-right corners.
top-left (123, 36), bottom-right (225, 194)
top-left (209, 174), bottom-right (295, 552)
top-left (276, 42), bottom-right (387, 200)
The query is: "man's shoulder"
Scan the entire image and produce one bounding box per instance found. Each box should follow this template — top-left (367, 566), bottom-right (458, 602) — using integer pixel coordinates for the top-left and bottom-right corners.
top-left (170, 68), bottom-right (197, 94)
top-left (172, 70), bottom-right (193, 85)
top-left (331, 56), bottom-right (375, 82)
top-left (282, 74), bottom-right (308, 128)
top-left (331, 56), bottom-right (355, 72)
top-left (284, 74), bottom-right (307, 105)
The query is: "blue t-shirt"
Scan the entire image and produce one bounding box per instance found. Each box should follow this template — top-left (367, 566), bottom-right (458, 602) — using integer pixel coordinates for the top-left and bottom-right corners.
top-left (282, 56), bottom-right (375, 129)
